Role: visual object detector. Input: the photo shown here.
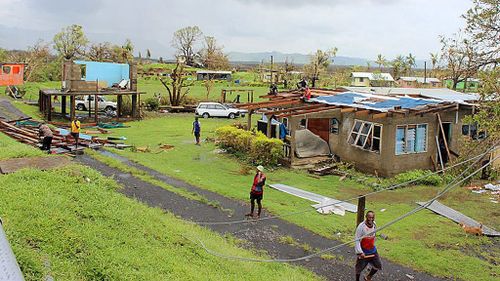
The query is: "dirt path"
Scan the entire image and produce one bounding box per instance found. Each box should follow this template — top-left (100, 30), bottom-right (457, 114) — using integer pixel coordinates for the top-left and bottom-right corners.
top-left (76, 152), bottom-right (450, 281)
top-left (0, 97), bottom-right (28, 121)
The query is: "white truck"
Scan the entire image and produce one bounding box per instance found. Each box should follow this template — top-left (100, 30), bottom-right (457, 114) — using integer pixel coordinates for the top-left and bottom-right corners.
top-left (75, 95), bottom-right (117, 113)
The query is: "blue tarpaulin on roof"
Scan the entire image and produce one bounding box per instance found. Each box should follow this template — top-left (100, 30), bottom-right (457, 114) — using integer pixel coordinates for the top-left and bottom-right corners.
top-left (310, 92), bottom-right (441, 112)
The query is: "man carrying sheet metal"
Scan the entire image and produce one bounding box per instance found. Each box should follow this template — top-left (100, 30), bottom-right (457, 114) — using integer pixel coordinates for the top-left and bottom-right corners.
top-left (355, 211), bottom-right (382, 281)
top-left (71, 117), bottom-right (81, 148)
top-left (246, 165), bottom-right (266, 219)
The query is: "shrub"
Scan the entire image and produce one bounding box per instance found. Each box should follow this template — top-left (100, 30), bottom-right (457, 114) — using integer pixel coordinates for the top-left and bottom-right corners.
top-left (144, 97), bottom-right (160, 111)
top-left (215, 125), bottom-right (283, 166)
top-left (393, 169), bottom-right (443, 186)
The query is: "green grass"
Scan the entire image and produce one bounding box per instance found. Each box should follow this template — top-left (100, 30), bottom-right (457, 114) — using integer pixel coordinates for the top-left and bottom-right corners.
top-left (0, 133), bottom-right (320, 281)
top-left (101, 114), bottom-right (499, 281)
top-left (0, 131), bottom-right (45, 160)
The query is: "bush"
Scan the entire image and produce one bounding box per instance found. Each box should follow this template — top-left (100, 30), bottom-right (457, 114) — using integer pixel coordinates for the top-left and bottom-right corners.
top-left (144, 97), bottom-right (159, 111)
top-left (393, 169), bottom-right (443, 186)
top-left (215, 125), bottom-right (283, 166)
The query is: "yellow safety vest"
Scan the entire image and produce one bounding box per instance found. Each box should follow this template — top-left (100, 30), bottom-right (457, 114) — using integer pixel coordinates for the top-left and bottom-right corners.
top-left (71, 120), bottom-right (81, 133)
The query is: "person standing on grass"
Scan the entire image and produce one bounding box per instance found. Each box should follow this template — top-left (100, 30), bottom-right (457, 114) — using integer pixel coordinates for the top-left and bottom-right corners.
top-left (246, 165), bottom-right (266, 219)
top-left (71, 117), bottom-right (81, 148)
top-left (192, 117), bottom-right (201, 145)
top-left (38, 123), bottom-right (53, 152)
top-left (355, 211), bottom-right (382, 281)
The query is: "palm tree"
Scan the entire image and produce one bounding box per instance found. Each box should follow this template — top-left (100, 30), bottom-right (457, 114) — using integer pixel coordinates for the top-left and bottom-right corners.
top-left (405, 53), bottom-right (416, 76)
top-left (392, 55), bottom-right (406, 79)
top-left (375, 54), bottom-right (387, 70)
top-left (430, 52), bottom-right (439, 76)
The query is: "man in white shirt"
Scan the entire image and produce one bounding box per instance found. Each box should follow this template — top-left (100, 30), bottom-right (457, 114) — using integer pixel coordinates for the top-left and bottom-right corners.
top-left (354, 211), bottom-right (382, 281)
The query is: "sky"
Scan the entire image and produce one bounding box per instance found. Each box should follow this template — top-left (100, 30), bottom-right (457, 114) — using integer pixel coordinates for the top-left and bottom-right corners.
top-left (0, 0), bottom-right (473, 61)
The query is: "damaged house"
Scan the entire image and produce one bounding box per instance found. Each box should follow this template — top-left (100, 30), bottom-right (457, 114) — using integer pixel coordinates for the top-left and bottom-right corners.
top-left (239, 89), bottom-right (476, 177)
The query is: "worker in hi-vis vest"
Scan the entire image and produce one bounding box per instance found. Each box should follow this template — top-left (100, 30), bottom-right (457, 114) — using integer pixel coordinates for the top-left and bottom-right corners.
top-left (71, 118), bottom-right (81, 148)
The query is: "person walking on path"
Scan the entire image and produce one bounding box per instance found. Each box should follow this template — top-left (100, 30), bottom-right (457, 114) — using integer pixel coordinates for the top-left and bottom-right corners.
top-left (71, 118), bottom-right (81, 149)
top-left (246, 165), bottom-right (266, 219)
top-left (192, 117), bottom-right (201, 145)
top-left (355, 211), bottom-right (382, 281)
top-left (38, 123), bottom-right (53, 152)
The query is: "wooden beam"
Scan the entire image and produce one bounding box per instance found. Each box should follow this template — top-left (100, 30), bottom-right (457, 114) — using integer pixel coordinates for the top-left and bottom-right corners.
top-left (437, 113), bottom-right (451, 161)
top-left (237, 98), bottom-right (301, 109)
top-left (414, 103), bottom-right (456, 114)
top-left (264, 104), bottom-right (328, 115)
top-left (341, 107), bottom-right (356, 113)
top-left (372, 112), bottom-right (388, 119)
top-left (355, 110), bottom-right (370, 117)
top-left (278, 106), bottom-right (339, 118)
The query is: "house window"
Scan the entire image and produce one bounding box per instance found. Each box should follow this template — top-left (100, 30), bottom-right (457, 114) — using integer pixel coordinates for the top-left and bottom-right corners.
top-left (330, 118), bottom-right (339, 134)
top-left (395, 124), bottom-right (427, 155)
top-left (359, 77), bottom-right (364, 82)
top-left (347, 120), bottom-right (382, 153)
top-left (462, 124), bottom-right (486, 140)
top-left (3, 66), bottom-right (11, 74)
top-left (13, 66), bottom-right (20, 74)
top-left (299, 118), bottom-right (307, 129)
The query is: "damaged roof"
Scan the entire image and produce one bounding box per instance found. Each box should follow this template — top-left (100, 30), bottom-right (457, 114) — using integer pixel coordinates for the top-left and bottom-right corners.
top-left (309, 92), bottom-right (441, 112)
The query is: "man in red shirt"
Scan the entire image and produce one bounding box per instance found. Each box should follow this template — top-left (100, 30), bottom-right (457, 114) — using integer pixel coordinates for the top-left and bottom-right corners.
top-left (246, 165), bottom-right (266, 219)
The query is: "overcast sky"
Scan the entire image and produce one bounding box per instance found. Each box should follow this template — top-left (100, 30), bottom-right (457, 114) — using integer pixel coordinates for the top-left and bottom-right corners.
top-left (0, 0), bottom-right (472, 61)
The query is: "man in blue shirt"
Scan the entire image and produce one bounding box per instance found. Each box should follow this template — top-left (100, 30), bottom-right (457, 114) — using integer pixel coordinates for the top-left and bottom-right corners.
top-left (192, 117), bottom-right (201, 145)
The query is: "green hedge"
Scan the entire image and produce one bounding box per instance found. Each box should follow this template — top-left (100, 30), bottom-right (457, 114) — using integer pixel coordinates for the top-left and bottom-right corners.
top-left (215, 125), bottom-right (283, 166)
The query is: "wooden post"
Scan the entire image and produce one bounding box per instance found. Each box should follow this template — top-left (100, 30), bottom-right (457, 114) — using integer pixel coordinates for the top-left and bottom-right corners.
top-left (266, 114), bottom-right (272, 137)
top-left (117, 95), bottom-right (123, 118)
top-left (61, 95), bottom-right (67, 116)
top-left (132, 94), bottom-right (137, 117)
top-left (247, 110), bottom-right (252, 131)
top-left (356, 196), bottom-right (366, 228)
top-left (47, 94), bottom-right (52, 121)
top-left (94, 94), bottom-right (98, 123)
top-left (70, 95), bottom-right (76, 120)
top-left (435, 136), bottom-right (445, 173)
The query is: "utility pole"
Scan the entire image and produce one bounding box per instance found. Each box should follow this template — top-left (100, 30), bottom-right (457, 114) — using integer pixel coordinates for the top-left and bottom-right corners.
top-left (270, 55), bottom-right (274, 85)
top-left (424, 61), bottom-right (427, 84)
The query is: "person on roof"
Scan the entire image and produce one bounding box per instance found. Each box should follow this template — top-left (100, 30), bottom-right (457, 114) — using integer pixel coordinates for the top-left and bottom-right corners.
top-left (355, 211), bottom-right (382, 281)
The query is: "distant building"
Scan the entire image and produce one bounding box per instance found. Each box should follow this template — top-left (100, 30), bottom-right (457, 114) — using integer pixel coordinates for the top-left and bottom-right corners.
top-left (398, 76), bottom-right (441, 88)
top-left (196, 70), bottom-right (232, 81)
top-left (260, 70), bottom-right (282, 84)
top-left (443, 78), bottom-right (480, 92)
top-left (350, 72), bottom-right (394, 87)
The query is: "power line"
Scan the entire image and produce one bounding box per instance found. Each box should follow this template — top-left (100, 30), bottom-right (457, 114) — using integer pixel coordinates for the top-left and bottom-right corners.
top-left (185, 152), bottom-right (499, 263)
top-left (193, 149), bottom-right (492, 226)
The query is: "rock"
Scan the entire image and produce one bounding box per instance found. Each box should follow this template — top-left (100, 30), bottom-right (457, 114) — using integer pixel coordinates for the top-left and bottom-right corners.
top-left (405, 274), bottom-right (414, 279)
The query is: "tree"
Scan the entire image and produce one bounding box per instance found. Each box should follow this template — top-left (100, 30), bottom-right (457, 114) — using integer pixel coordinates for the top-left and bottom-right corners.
top-left (405, 53), bottom-right (416, 75)
top-left (440, 34), bottom-right (478, 90)
top-left (375, 54), bottom-right (387, 70)
top-left (203, 78), bottom-right (215, 101)
top-left (463, 0), bottom-right (500, 67)
top-left (200, 36), bottom-right (229, 70)
top-left (282, 57), bottom-right (295, 89)
top-left (87, 42), bottom-right (113, 62)
top-left (304, 47), bottom-right (337, 88)
top-left (171, 26), bottom-right (203, 66)
top-left (430, 52), bottom-right (439, 75)
top-left (53, 24), bottom-right (88, 60)
top-left (391, 55), bottom-right (406, 79)
top-left (0, 48), bottom-right (7, 61)
top-left (121, 39), bottom-right (134, 62)
top-left (146, 49), bottom-right (151, 60)
top-left (159, 59), bottom-right (193, 106)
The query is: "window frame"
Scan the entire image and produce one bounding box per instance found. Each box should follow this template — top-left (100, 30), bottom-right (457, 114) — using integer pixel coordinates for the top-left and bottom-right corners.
top-left (330, 118), bottom-right (340, 134)
top-left (347, 119), bottom-right (382, 153)
top-left (395, 123), bottom-right (428, 155)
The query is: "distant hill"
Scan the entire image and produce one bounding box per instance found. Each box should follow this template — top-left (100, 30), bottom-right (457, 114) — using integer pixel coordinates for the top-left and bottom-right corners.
top-left (227, 51), bottom-right (428, 68)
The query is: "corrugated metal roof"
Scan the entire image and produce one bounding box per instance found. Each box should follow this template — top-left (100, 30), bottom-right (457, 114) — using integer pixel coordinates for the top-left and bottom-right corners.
top-left (310, 91), bottom-right (441, 112)
top-left (399, 76), bottom-right (441, 83)
top-left (343, 87), bottom-right (479, 102)
top-left (351, 72), bottom-right (394, 81)
top-left (196, 70), bottom-right (232, 74)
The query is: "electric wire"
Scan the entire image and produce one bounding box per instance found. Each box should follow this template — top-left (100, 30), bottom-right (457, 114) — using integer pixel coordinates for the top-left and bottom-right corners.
top-left (193, 148), bottom-right (492, 226)
top-left (185, 153), bottom-right (499, 263)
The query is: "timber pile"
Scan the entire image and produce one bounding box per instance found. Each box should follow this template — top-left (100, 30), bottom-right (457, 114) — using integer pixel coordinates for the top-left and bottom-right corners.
top-left (0, 120), bottom-right (101, 154)
top-left (308, 162), bottom-right (352, 178)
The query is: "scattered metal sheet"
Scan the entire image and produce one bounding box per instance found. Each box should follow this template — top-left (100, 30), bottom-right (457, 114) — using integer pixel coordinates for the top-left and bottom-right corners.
top-left (269, 183), bottom-right (357, 214)
top-left (0, 156), bottom-right (71, 174)
top-left (417, 200), bottom-right (500, 237)
top-left (0, 219), bottom-right (24, 281)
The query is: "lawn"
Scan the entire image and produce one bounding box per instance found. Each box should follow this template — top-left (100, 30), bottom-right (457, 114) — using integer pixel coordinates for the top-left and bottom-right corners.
top-left (101, 113), bottom-right (499, 281)
top-left (0, 132), bottom-right (320, 281)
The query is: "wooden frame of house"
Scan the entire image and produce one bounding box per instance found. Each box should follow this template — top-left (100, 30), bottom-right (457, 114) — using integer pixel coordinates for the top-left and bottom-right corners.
top-left (238, 89), bottom-right (475, 177)
top-left (39, 61), bottom-right (145, 122)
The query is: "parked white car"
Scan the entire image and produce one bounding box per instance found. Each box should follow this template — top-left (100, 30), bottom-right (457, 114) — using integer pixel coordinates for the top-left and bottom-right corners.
top-left (195, 102), bottom-right (246, 119)
top-left (76, 95), bottom-right (117, 113)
